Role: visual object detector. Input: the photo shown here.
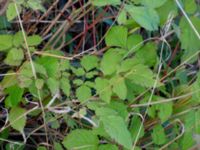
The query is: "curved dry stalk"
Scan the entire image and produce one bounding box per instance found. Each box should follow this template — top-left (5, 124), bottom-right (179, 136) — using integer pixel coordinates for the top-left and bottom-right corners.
top-left (160, 119), bottom-right (185, 150)
top-left (141, 119), bottom-right (185, 149)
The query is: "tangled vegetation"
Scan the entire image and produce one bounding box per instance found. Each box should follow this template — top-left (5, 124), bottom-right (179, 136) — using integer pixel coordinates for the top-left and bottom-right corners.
top-left (0, 0), bottom-right (200, 149)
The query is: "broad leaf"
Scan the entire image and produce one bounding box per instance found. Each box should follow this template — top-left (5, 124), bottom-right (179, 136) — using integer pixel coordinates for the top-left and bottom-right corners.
top-left (105, 26), bottom-right (128, 48)
top-left (126, 5), bottom-right (160, 31)
top-left (127, 34), bottom-right (143, 52)
top-left (6, 3), bottom-right (19, 21)
top-left (47, 78), bottom-right (60, 95)
top-left (27, 35), bottom-right (42, 46)
top-left (37, 57), bottom-right (60, 78)
top-left (9, 107), bottom-right (26, 133)
top-left (27, 0), bottom-right (46, 12)
top-left (151, 125), bottom-right (167, 145)
top-left (156, 102), bottom-right (173, 123)
top-left (96, 107), bottom-right (118, 117)
top-left (95, 78), bottom-right (112, 103)
top-left (100, 49), bottom-right (122, 75)
top-left (4, 48), bottom-right (24, 66)
top-left (62, 129), bottom-right (99, 150)
top-left (111, 76), bottom-right (127, 100)
top-left (13, 31), bottom-right (23, 47)
top-left (98, 144), bottom-right (118, 150)
top-left (91, 0), bottom-right (120, 6)
top-left (0, 35), bottom-right (13, 51)
top-left (135, 42), bottom-right (157, 67)
top-left (81, 55), bottom-right (99, 71)
top-left (117, 10), bottom-right (127, 25)
top-left (179, 17), bottom-right (200, 62)
top-left (60, 78), bottom-right (71, 96)
top-left (157, 0), bottom-right (177, 25)
top-left (136, 0), bottom-right (167, 8)
top-left (76, 85), bottom-right (91, 103)
top-left (5, 85), bottom-right (24, 107)
top-left (183, 0), bottom-right (197, 14)
top-left (108, 101), bottom-right (128, 119)
top-left (101, 115), bottom-right (132, 149)
top-left (35, 79), bottom-right (44, 89)
top-left (126, 64), bottom-right (157, 87)
top-left (71, 67), bottom-right (85, 76)
top-left (129, 116), bottom-right (144, 141)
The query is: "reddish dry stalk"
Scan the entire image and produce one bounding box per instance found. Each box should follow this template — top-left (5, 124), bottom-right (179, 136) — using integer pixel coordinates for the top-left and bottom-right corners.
top-left (64, 6), bottom-right (110, 48)
top-left (42, 0), bottom-right (72, 36)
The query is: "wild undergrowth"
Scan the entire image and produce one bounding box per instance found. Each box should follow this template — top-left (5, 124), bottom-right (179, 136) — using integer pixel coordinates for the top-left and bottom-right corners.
top-left (0, 0), bottom-right (200, 150)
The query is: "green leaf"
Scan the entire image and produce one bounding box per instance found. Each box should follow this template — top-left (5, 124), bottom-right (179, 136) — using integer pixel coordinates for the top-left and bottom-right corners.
top-left (180, 132), bottom-right (195, 150)
top-left (27, 35), bottom-right (42, 46)
top-left (101, 115), bottom-right (132, 149)
top-left (81, 55), bottom-right (99, 71)
top-left (85, 81), bottom-right (95, 88)
top-left (9, 107), bottom-right (26, 132)
top-left (94, 102), bottom-right (128, 120)
top-left (183, 0), bottom-right (197, 14)
top-left (184, 110), bottom-right (200, 134)
top-left (13, 31), bottom-right (23, 47)
top-left (71, 67), bottom-right (85, 76)
top-left (118, 58), bottom-right (141, 73)
top-left (192, 75), bottom-right (200, 103)
top-left (4, 48), bottom-right (24, 66)
top-left (0, 35), bottom-right (13, 51)
top-left (100, 49), bottom-right (122, 75)
top-left (53, 142), bottom-right (63, 150)
top-left (5, 85), bottom-right (24, 107)
top-left (27, 0), bottom-right (46, 12)
top-left (37, 146), bottom-right (47, 150)
top-left (85, 71), bottom-right (98, 79)
top-left (18, 62), bottom-right (34, 87)
top-left (35, 79), bottom-right (44, 89)
top-left (136, 0), bottom-right (167, 8)
top-left (76, 85), bottom-right (91, 103)
top-left (151, 124), bottom-right (167, 145)
top-left (95, 78), bottom-right (112, 103)
top-left (156, 102), bottom-right (173, 123)
top-left (126, 64), bottom-right (157, 87)
top-left (91, 0), bottom-right (120, 6)
top-left (179, 17), bottom-right (200, 62)
top-left (127, 34), bottom-right (143, 52)
top-left (105, 26), bottom-right (128, 48)
top-left (73, 79), bottom-right (84, 86)
top-left (96, 107), bottom-right (118, 117)
top-left (108, 101), bottom-right (128, 119)
top-left (129, 116), bottom-right (144, 141)
top-left (47, 78), bottom-right (60, 95)
top-left (98, 144), bottom-right (118, 150)
top-left (117, 10), bottom-right (127, 25)
top-left (111, 76), bottom-right (127, 100)
top-left (60, 78), bottom-right (71, 96)
top-left (59, 60), bottom-right (70, 71)
top-left (62, 129), bottom-right (99, 150)
top-left (6, 3), bottom-right (19, 21)
top-left (135, 42), bottom-right (157, 67)
top-left (157, 0), bottom-right (177, 25)
top-left (37, 57), bottom-right (60, 78)
top-left (126, 5), bottom-right (160, 31)
top-left (34, 62), bottom-right (47, 76)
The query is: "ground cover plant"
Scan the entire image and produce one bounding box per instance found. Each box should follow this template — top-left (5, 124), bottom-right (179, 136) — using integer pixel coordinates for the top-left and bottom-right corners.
top-left (0, 0), bottom-right (200, 149)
